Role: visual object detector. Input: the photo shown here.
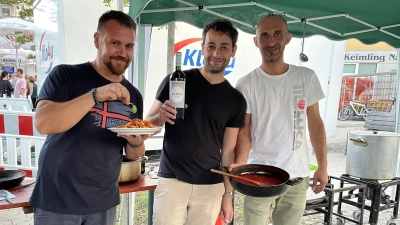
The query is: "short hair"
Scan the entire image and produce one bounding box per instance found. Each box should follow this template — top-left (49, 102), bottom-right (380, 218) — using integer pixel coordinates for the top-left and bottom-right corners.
top-left (97, 10), bottom-right (137, 32)
top-left (202, 19), bottom-right (239, 47)
top-left (28, 76), bottom-right (35, 83)
top-left (1, 71), bottom-right (8, 79)
top-left (17, 68), bottom-right (23, 74)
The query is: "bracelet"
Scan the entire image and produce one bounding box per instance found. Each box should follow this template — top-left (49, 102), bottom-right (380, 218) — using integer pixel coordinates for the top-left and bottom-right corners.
top-left (223, 191), bottom-right (234, 197)
top-left (127, 142), bottom-right (144, 148)
top-left (91, 88), bottom-right (100, 105)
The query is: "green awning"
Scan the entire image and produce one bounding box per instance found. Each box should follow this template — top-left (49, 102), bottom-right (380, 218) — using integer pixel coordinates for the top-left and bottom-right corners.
top-left (129, 0), bottom-right (400, 48)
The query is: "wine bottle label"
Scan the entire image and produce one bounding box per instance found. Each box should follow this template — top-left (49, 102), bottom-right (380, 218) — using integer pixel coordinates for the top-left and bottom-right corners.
top-left (170, 81), bottom-right (185, 108)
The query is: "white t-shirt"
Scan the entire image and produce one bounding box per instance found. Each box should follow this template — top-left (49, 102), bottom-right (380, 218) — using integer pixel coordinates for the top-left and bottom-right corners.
top-left (236, 65), bottom-right (325, 177)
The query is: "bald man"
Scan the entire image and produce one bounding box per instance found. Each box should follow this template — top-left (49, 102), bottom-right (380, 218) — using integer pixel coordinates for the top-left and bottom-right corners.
top-left (233, 14), bottom-right (328, 225)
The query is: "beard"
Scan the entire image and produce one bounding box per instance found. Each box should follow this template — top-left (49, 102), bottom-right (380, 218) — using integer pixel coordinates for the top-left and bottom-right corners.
top-left (204, 57), bottom-right (229, 74)
top-left (261, 45), bottom-right (284, 62)
top-left (103, 55), bottom-right (130, 75)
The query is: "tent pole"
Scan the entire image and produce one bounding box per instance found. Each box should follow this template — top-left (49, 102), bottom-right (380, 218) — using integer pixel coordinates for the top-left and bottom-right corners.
top-left (396, 48), bottom-right (400, 134)
top-left (393, 48), bottom-right (400, 200)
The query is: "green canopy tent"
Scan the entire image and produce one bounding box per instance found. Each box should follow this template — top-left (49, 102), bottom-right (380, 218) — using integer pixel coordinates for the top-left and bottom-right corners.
top-left (129, 0), bottom-right (400, 47)
top-left (128, 0), bottom-right (400, 92)
top-left (128, 0), bottom-right (400, 118)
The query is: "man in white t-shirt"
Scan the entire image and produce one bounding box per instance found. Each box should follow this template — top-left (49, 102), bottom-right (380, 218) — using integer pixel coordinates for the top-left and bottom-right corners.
top-left (14, 68), bottom-right (26, 98)
top-left (233, 14), bottom-right (328, 225)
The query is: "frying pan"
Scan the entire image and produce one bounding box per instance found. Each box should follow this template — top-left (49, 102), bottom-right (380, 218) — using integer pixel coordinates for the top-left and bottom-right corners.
top-left (221, 164), bottom-right (303, 197)
top-left (0, 170), bottom-right (26, 189)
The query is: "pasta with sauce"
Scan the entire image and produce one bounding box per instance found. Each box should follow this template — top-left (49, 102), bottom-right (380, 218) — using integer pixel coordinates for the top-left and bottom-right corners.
top-left (117, 118), bottom-right (157, 128)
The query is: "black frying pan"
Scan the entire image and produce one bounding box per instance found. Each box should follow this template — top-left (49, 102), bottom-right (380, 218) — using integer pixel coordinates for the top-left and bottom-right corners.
top-left (0, 170), bottom-right (26, 189)
top-left (221, 164), bottom-right (303, 197)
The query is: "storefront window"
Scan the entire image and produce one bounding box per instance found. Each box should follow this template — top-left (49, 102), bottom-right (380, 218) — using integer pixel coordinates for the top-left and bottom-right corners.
top-left (1, 7), bottom-right (11, 17)
top-left (343, 64), bottom-right (356, 74)
top-left (358, 63), bottom-right (377, 74)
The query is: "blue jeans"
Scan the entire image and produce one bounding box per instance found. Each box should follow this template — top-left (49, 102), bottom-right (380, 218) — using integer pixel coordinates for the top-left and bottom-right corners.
top-left (33, 206), bottom-right (116, 225)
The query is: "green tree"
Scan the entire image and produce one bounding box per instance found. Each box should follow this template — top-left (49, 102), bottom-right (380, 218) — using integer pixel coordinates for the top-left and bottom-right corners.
top-left (102, 0), bottom-right (130, 7)
top-left (0, 1), bottom-right (35, 66)
top-left (0, 0), bottom-right (34, 19)
top-left (8, 30), bottom-right (34, 67)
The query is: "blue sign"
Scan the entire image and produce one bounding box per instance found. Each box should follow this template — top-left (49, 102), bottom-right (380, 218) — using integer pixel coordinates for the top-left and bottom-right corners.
top-left (2, 66), bottom-right (14, 74)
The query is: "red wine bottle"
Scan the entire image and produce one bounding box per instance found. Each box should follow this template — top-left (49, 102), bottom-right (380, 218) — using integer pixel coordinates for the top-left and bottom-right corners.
top-left (170, 52), bottom-right (186, 119)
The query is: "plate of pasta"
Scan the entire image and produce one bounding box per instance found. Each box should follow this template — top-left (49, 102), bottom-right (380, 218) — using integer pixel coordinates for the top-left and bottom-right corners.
top-left (108, 118), bottom-right (162, 135)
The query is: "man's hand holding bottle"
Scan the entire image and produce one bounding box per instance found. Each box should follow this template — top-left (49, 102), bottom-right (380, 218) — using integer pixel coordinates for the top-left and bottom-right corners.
top-left (159, 100), bottom-right (188, 125)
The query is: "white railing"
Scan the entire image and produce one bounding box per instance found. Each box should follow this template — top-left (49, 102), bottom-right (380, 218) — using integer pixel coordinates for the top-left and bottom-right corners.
top-left (0, 133), bottom-right (162, 176)
top-left (0, 134), bottom-right (46, 176)
top-left (0, 96), bottom-right (34, 112)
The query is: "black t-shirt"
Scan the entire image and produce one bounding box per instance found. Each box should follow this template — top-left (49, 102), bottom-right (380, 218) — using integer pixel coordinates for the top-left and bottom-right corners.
top-left (0, 80), bottom-right (13, 97)
top-left (29, 62), bottom-right (143, 214)
top-left (156, 68), bottom-right (246, 184)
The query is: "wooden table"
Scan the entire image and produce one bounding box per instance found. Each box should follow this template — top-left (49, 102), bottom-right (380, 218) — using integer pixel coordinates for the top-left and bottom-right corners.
top-left (119, 174), bottom-right (158, 193)
top-left (0, 177), bottom-right (36, 210)
top-left (0, 175), bottom-right (159, 225)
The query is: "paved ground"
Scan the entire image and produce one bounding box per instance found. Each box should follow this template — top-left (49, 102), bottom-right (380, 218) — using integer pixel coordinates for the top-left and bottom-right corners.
top-left (2, 120), bottom-right (400, 225)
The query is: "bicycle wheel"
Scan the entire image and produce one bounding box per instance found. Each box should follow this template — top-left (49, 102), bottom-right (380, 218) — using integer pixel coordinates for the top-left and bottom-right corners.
top-left (338, 105), bottom-right (352, 120)
top-left (362, 107), bottom-right (376, 120)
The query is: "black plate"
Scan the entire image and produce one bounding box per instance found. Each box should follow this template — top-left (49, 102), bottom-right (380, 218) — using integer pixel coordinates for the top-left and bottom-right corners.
top-left (0, 170), bottom-right (26, 189)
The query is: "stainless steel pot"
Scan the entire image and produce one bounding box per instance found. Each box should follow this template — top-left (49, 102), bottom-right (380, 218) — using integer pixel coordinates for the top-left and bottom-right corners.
top-left (118, 155), bottom-right (148, 183)
top-left (346, 130), bottom-right (400, 179)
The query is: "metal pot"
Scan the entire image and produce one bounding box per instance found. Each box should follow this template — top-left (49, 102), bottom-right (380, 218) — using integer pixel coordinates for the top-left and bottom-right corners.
top-left (222, 164), bottom-right (303, 197)
top-left (118, 155), bottom-right (148, 183)
top-left (0, 170), bottom-right (26, 189)
top-left (346, 130), bottom-right (400, 180)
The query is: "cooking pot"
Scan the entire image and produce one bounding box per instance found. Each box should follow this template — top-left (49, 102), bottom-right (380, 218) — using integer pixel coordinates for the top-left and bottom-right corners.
top-left (118, 155), bottom-right (148, 183)
top-left (221, 164), bottom-right (303, 197)
top-left (0, 170), bottom-right (26, 189)
top-left (346, 130), bottom-right (400, 180)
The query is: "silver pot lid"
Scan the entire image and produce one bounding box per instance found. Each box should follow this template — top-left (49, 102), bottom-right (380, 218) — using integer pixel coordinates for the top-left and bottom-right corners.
top-left (349, 130), bottom-right (400, 137)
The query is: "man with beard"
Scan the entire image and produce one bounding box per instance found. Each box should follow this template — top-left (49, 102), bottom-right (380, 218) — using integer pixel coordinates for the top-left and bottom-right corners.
top-left (146, 19), bottom-right (246, 225)
top-left (234, 14), bottom-right (328, 225)
top-left (29, 11), bottom-right (151, 225)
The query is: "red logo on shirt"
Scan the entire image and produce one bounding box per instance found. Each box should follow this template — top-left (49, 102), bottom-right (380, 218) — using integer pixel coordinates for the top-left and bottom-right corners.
top-left (89, 102), bottom-right (131, 128)
top-left (297, 99), bottom-right (305, 110)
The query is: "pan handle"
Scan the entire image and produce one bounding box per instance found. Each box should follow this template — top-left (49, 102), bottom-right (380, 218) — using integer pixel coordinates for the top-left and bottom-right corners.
top-left (286, 177), bottom-right (303, 186)
top-left (220, 166), bottom-right (229, 173)
top-left (349, 138), bottom-right (368, 147)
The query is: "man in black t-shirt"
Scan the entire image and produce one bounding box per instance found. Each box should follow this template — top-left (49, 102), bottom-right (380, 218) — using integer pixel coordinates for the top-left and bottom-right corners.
top-left (147, 19), bottom-right (246, 225)
top-left (29, 11), bottom-right (151, 225)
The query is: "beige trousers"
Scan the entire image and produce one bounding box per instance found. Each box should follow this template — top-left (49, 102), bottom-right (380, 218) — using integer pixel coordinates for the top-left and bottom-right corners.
top-left (243, 177), bottom-right (310, 225)
top-left (152, 177), bottom-right (225, 225)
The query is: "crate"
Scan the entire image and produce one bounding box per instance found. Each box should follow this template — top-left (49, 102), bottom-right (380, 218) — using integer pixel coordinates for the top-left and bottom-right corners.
top-left (364, 112), bottom-right (397, 132)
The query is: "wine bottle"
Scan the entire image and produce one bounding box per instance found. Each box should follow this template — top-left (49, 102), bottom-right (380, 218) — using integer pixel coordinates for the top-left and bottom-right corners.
top-left (169, 52), bottom-right (186, 119)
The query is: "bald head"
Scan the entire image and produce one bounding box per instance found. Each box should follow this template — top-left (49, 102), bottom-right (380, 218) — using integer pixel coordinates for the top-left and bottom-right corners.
top-left (253, 14), bottom-right (292, 64)
top-left (257, 14), bottom-right (288, 35)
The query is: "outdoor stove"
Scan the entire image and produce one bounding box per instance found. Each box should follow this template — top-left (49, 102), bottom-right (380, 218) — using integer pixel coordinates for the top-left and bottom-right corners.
top-left (303, 175), bottom-right (400, 225)
top-left (303, 176), bottom-right (367, 224)
top-left (336, 174), bottom-right (400, 225)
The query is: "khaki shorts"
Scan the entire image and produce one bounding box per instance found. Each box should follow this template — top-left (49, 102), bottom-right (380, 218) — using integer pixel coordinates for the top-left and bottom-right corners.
top-left (152, 177), bottom-right (225, 225)
top-left (244, 176), bottom-right (310, 225)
